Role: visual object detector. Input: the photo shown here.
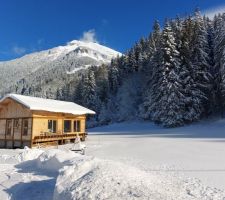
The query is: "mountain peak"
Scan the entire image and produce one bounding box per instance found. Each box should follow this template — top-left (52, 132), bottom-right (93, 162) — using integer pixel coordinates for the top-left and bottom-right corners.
top-left (46, 39), bottom-right (122, 62)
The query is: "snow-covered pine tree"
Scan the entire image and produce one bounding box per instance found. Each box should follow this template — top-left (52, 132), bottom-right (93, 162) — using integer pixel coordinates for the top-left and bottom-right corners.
top-left (204, 16), bottom-right (216, 114)
top-left (151, 20), bottom-right (161, 50)
top-left (73, 79), bottom-right (83, 105)
top-left (94, 64), bottom-right (109, 103)
top-left (80, 70), bottom-right (100, 113)
top-left (108, 63), bottom-right (120, 94)
top-left (179, 17), bottom-right (204, 122)
top-left (214, 14), bottom-right (225, 115)
top-left (151, 20), bottom-right (185, 127)
top-left (220, 50), bottom-right (225, 116)
top-left (127, 48), bottom-right (138, 72)
top-left (139, 20), bottom-right (162, 119)
top-left (191, 9), bottom-right (213, 117)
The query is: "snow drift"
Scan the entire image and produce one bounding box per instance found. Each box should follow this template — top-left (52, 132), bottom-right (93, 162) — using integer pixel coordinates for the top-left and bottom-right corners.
top-left (53, 158), bottom-right (225, 200)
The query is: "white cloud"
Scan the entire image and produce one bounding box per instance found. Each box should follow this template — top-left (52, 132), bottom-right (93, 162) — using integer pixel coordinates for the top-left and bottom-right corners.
top-left (80, 29), bottom-right (98, 43)
top-left (12, 46), bottom-right (26, 55)
top-left (203, 5), bottom-right (225, 19)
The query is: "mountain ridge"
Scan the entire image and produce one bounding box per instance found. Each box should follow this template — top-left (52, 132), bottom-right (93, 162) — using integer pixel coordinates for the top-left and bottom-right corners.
top-left (0, 40), bottom-right (121, 97)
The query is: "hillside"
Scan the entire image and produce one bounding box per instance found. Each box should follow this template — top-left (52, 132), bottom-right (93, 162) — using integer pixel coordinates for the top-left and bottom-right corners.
top-left (0, 40), bottom-right (121, 97)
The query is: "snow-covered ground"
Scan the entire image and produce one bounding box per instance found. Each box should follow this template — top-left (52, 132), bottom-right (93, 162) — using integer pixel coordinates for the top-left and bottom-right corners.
top-left (88, 119), bottom-right (225, 191)
top-left (0, 119), bottom-right (225, 199)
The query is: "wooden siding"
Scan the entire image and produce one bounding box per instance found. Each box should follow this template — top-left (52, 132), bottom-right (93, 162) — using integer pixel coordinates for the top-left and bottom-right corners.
top-left (0, 98), bottom-right (32, 118)
top-left (0, 120), bottom-right (6, 140)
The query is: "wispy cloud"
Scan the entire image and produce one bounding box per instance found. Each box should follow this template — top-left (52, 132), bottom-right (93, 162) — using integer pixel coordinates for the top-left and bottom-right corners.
top-left (12, 45), bottom-right (26, 55)
top-left (37, 38), bottom-right (45, 46)
top-left (203, 4), bottom-right (225, 19)
top-left (80, 29), bottom-right (98, 43)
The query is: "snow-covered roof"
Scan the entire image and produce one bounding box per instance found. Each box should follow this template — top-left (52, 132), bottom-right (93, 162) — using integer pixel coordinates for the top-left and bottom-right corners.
top-left (0, 94), bottom-right (95, 115)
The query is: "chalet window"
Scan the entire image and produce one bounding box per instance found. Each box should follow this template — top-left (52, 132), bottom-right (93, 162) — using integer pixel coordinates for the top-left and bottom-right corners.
top-left (48, 120), bottom-right (57, 133)
top-left (6, 120), bottom-right (12, 135)
top-left (14, 119), bottom-right (19, 129)
top-left (64, 120), bottom-right (71, 133)
top-left (74, 120), bottom-right (81, 132)
top-left (22, 119), bottom-right (29, 136)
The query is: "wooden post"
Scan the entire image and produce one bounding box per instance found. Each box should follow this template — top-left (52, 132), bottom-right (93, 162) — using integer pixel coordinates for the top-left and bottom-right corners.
top-left (21, 118), bottom-right (23, 148)
top-left (12, 119), bottom-right (15, 148)
top-left (4, 119), bottom-right (7, 148)
top-left (30, 117), bottom-right (33, 148)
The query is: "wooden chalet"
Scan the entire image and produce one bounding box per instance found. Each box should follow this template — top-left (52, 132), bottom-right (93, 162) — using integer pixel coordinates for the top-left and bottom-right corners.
top-left (0, 94), bottom-right (95, 148)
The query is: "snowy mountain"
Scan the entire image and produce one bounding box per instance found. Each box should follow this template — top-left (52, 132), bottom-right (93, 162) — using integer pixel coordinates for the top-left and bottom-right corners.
top-left (0, 40), bottom-right (121, 96)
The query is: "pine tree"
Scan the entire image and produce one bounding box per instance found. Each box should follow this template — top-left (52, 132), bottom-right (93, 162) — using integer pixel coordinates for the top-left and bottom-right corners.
top-left (108, 64), bottom-right (120, 94)
top-left (139, 21), bottom-right (162, 119)
top-left (80, 70), bottom-right (99, 111)
top-left (191, 9), bottom-right (213, 117)
top-left (151, 20), bottom-right (161, 51)
top-left (179, 17), bottom-right (204, 122)
top-left (73, 79), bottom-right (83, 104)
top-left (95, 65), bottom-right (109, 103)
top-left (152, 21), bottom-right (185, 127)
top-left (214, 14), bottom-right (225, 115)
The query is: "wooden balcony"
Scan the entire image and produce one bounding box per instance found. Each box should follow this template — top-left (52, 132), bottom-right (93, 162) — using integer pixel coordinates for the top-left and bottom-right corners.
top-left (33, 132), bottom-right (87, 143)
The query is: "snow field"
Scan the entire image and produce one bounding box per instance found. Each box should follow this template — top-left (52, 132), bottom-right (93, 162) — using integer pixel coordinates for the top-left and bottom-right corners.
top-left (0, 120), bottom-right (225, 199)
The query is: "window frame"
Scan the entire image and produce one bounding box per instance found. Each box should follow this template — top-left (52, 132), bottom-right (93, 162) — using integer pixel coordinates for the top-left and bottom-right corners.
top-left (74, 120), bottom-right (81, 132)
top-left (48, 120), bottom-right (57, 133)
top-left (14, 119), bottom-right (20, 130)
top-left (22, 119), bottom-right (29, 136)
top-left (6, 119), bottom-right (13, 135)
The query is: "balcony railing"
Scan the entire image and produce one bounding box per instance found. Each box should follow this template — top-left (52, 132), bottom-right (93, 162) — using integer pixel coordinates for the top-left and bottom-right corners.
top-left (33, 132), bottom-right (86, 143)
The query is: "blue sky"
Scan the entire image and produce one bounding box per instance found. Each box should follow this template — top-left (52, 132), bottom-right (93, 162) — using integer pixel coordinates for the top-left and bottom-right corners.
top-left (0, 0), bottom-right (225, 61)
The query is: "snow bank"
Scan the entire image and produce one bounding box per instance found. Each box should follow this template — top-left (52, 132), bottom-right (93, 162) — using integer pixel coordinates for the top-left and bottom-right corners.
top-left (53, 159), bottom-right (157, 200)
top-left (0, 147), bottom-right (44, 164)
top-left (36, 149), bottom-right (88, 173)
top-left (17, 147), bottom-right (44, 162)
top-left (54, 158), bottom-right (225, 200)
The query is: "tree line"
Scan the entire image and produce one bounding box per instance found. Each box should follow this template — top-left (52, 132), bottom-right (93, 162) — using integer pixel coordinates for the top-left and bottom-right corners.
top-left (57, 9), bottom-right (225, 127)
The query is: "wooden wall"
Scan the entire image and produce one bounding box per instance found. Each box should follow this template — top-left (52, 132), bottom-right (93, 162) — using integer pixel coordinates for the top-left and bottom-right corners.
top-left (0, 98), bottom-right (32, 118)
top-left (32, 112), bottom-right (86, 139)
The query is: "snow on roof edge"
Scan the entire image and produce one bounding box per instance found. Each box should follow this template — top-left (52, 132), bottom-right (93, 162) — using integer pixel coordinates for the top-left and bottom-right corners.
top-left (0, 94), bottom-right (31, 108)
top-left (0, 94), bottom-right (96, 115)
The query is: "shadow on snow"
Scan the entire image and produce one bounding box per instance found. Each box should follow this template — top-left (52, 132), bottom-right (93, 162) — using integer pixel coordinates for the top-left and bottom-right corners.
top-left (4, 160), bottom-right (57, 200)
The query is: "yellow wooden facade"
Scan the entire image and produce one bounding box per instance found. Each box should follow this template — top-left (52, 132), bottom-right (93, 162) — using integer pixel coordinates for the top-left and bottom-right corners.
top-left (0, 97), bottom-right (87, 148)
